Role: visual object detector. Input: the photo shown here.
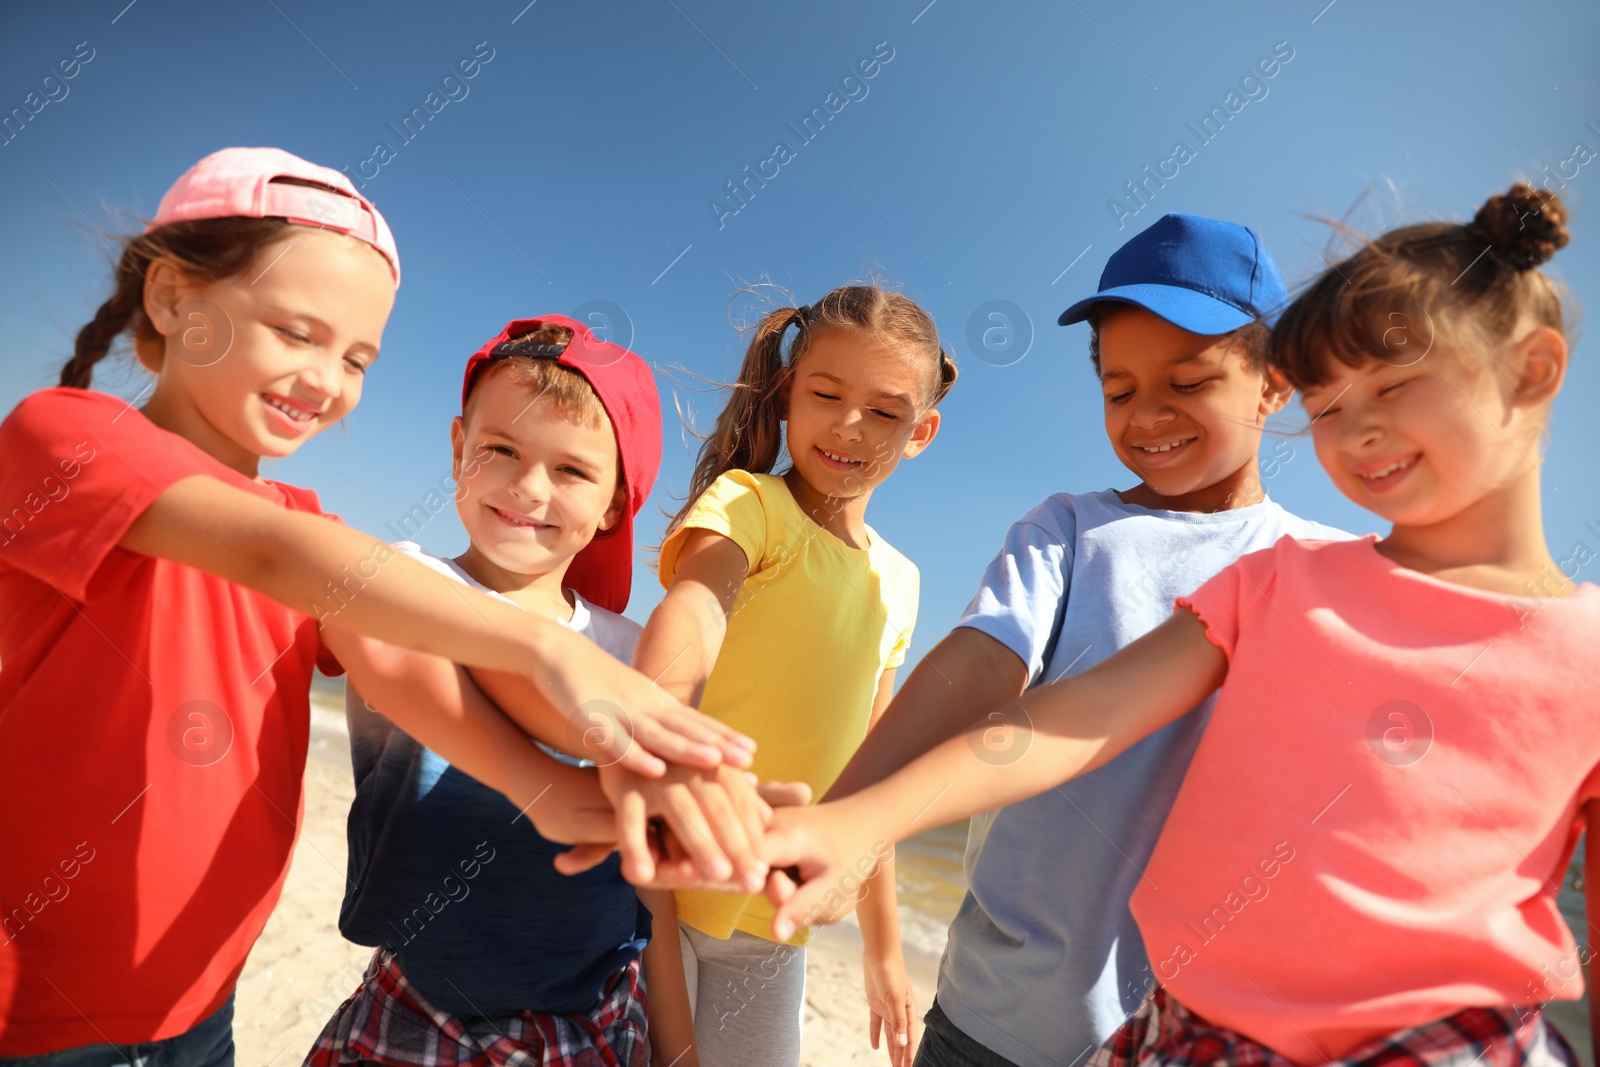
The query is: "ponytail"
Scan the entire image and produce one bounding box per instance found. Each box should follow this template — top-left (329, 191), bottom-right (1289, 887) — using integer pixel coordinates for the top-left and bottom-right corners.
top-left (669, 304), bottom-right (802, 531)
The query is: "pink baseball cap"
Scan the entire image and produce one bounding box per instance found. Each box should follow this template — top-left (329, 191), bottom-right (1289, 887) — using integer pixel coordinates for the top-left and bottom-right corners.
top-left (148, 147), bottom-right (400, 286)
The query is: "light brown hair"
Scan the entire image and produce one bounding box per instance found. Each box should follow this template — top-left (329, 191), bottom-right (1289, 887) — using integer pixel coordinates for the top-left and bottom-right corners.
top-left (462, 322), bottom-right (609, 431)
top-left (1270, 182), bottom-right (1570, 391)
top-left (669, 285), bottom-right (957, 533)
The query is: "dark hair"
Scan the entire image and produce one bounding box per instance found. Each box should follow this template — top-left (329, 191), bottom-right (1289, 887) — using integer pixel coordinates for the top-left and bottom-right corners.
top-left (60, 177), bottom-right (364, 390)
top-left (668, 285), bottom-right (957, 533)
top-left (1270, 182), bottom-right (1570, 391)
top-left (1087, 303), bottom-right (1271, 378)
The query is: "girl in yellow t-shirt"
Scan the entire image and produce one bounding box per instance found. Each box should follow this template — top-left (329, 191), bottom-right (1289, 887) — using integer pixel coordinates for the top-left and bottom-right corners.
top-left (635, 286), bottom-right (956, 1067)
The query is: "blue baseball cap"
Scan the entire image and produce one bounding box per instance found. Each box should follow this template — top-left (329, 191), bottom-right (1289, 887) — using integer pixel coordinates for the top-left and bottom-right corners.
top-left (1057, 213), bottom-right (1287, 334)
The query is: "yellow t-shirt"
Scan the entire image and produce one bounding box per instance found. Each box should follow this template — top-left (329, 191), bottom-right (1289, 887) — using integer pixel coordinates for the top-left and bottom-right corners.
top-left (660, 470), bottom-right (919, 945)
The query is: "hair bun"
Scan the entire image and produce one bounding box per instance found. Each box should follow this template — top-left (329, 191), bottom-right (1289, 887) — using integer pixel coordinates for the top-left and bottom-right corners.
top-left (1471, 182), bottom-right (1570, 271)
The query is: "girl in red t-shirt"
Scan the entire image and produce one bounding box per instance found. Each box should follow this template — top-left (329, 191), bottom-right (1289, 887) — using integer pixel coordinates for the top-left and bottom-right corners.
top-left (760, 183), bottom-right (1599, 1067)
top-left (0, 148), bottom-right (763, 1062)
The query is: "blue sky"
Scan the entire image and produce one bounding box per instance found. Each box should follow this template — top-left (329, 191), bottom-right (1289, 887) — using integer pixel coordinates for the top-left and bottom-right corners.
top-left (3, 0), bottom-right (1598, 668)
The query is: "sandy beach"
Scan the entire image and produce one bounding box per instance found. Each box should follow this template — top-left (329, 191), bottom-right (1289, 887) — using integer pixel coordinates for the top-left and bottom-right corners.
top-left (234, 702), bottom-right (945, 1066)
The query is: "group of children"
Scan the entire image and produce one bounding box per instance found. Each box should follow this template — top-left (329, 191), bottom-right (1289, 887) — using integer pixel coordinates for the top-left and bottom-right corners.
top-left (0, 144), bottom-right (1593, 1067)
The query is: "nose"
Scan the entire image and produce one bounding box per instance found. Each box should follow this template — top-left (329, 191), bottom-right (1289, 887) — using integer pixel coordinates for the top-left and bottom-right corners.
top-left (830, 405), bottom-right (866, 441)
top-left (296, 353), bottom-right (342, 404)
top-left (1338, 403), bottom-right (1385, 456)
top-left (1128, 394), bottom-right (1176, 430)
top-left (508, 462), bottom-right (552, 503)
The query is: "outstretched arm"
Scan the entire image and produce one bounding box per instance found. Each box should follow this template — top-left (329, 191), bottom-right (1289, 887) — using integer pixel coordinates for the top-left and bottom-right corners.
top-left (762, 609), bottom-right (1227, 937)
top-left (328, 629), bottom-right (613, 840)
top-left (854, 667), bottom-right (919, 1067)
top-left (121, 474), bottom-right (742, 881)
top-left (825, 627), bottom-right (1027, 802)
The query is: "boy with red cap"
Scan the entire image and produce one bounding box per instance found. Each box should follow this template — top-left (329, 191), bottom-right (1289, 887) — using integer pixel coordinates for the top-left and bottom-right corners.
top-left (308, 315), bottom-right (681, 1066)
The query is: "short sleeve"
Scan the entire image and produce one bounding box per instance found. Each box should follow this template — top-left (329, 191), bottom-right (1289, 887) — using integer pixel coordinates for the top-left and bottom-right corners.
top-left (0, 388), bottom-right (222, 602)
top-left (1174, 542), bottom-right (1281, 661)
top-left (884, 565), bottom-right (919, 670)
top-left (955, 498), bottom-right (1075, 684)
top-left (658, 470), bottom-right (769, 586)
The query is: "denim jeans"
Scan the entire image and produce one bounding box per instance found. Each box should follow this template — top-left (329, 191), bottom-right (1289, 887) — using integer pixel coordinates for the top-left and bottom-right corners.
top-left (0, 992), bottom-right (234, 1067)
top-left (914, 998), bottom-right (1021, 1067)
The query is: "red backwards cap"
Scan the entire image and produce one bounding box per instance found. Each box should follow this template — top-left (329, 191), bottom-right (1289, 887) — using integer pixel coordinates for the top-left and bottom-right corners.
top-left (460, 315), bottom-right (662, 614)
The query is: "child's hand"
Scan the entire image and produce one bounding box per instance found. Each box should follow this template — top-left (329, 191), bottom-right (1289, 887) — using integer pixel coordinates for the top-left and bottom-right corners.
top-left (555, 776), bottom-right (814, 881)
top-left (525, 762), bottom-right (619, 847)
top-left (591, 761), bottom-right (769, 889)
top-left (476, 646), bottom-right (757, 778)
top-left (864, 948), bottom-right (919, 1067)
top-left (759, 801), bottom-right (883, 939)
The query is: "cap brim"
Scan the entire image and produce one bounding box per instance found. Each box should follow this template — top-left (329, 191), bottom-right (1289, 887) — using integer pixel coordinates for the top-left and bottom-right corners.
top-left (1057, 285), bottom-right (1256, 334)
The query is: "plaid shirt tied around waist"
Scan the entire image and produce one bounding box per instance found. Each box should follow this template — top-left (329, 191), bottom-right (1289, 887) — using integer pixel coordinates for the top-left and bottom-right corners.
top-left (1088, 987), bottom-right (1576, 1067)
top-left (304, 947), bottom-right (648, 1067)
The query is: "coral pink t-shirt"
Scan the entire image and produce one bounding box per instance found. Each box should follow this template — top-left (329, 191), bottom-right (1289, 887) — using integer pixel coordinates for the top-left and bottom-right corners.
top-left (0, 388), bottom-right (343, 1055)
top-left (1132, 534), bottom-right (1600, 1065)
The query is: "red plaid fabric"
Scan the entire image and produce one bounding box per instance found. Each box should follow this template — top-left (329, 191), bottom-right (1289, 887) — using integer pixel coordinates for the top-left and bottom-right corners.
top-left (303, 948), bottom-right (648, 1067)
top-left (1088, 987), bottom-right (1576, 1067)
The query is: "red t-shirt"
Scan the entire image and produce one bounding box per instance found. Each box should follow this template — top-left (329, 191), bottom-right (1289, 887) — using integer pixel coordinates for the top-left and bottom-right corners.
top-left (0, 387), bottom-right (344, 1055)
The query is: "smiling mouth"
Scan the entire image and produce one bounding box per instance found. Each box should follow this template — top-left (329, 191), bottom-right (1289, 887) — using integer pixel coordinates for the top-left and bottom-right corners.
top-left (1133, 437), bottom-right (1195, 454)
top-left (816, 447), bottom-right (863, 468)
top-left (489, 505), bottom-right (553, 530)
top-left (261, 392), bottom-right (317, 425)
top-left (1357, 454), bottom-right (1420, 485)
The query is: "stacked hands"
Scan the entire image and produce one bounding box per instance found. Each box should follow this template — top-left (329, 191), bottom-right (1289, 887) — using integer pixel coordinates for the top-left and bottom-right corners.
top-left (538, 695), bottom-right (839, 923)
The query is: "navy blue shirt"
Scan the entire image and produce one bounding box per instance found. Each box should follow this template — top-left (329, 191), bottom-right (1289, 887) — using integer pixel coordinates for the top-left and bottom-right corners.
top-left (338, 544), bottom-right (650, 1016)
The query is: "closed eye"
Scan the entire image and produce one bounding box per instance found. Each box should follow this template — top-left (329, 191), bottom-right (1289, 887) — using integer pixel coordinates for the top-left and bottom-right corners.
top-left (274, 326), bottom-right (310, 344)
top-left (813, 391), bottom-right (840, 401)
top-left (1172, 379), bottom-right (1210, 393)
top-left (558, 465), bottom-right (596, 480)
top-left (1379, 380), bottom-right (1409, 396)
top-left (1106, 390), bottom-right (1133, 404)
top-left (870, 408), bottom-right (900, 421)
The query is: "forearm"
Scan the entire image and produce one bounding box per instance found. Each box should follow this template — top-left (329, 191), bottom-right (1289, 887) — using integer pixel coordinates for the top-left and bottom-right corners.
top-left (826, 628), bottom-right (1026, 802)
top-left (839, 613), bottom-right (1223, 840)
top-left (856, 858), bottom-right (903, 959)
top-left (640, 889), bottom-right (700, 1067)
top-left (634, 585), bottom-right (725, 704)
top-left (331, 629), bottom-right (608, 822)
top-left (466, 668), bottom-right (571, 752)
top-left (126, 477), bottom-right (574, 680)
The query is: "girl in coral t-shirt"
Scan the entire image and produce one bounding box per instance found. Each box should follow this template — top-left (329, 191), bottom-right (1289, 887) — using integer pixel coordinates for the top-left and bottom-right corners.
top-left (760, 182), bottom-right (1600, 1067)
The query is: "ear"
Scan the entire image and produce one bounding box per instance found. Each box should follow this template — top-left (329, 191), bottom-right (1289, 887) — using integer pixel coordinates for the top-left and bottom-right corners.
top-left (597, 484), bottom-right (627, 533)
top-left (141, 257), bottom-right (201, 373)
top-left (1509, 324), bottom-right (1567, 410)
top-left (449, 415), bottom-right (467, 481)
top-left (1258, 366), bottom-right (1293, 419)
top-left (901, 407), bottom-right (941, 460)
top-left (142, 257), bottom-right (194, 340)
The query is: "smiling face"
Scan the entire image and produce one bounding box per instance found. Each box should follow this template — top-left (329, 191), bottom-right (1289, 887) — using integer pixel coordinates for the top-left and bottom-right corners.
top-left (782, 327), bottom-right (941, 508)
top-left (1097, 306), bottom-right (1288, 510)
top-left (451, 370), bottom-right (624, 587)
top-left (1297, 338), bottom-right (1547, 528)
top-left (140, 226), bottom-right (395, 476)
